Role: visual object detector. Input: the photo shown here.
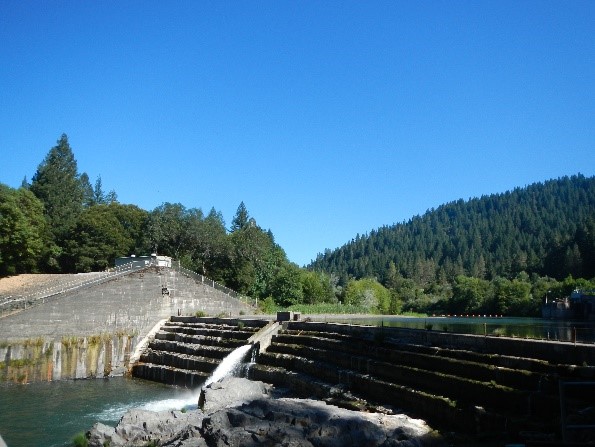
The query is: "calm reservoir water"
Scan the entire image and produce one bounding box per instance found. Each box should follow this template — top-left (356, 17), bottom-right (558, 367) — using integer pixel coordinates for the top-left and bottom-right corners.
top-left (0, 377), bottom-right (198, 447)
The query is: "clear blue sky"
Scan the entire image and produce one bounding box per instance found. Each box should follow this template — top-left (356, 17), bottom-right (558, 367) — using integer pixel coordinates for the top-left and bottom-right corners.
top-left (1, 1), bottom-right (594, 266)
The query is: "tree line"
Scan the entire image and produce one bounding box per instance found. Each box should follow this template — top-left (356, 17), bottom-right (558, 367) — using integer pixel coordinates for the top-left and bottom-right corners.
top-left (0, 134), bottom-right (338, 306)
top-left (309, 174), bottom-right (595, 316)
top-left (1, 135), bottom-right (594, 316)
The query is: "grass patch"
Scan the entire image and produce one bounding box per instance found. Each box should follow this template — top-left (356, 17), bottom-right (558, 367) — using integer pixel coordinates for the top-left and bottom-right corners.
top-left (23, 337), bottom-right (44, 348)
top-left (8, 358), bottom-right (33, 368)
top-left (61, 336), bottom-right (82, 348)
top-left (72, 432), bottom-right (88, 447)
top-left (277, 303), bottom-right (370, 314)
top-left (195, 310), bottom-right (207, 317)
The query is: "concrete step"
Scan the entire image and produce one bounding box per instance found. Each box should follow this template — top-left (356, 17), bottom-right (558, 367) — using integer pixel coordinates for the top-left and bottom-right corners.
top-left (132, 362), bottom-right (209, 388)
top-left (160, 325), bottom-right (256, 340)
top-left (140, 349), bottom-right (219, 374)
top-left (270, 334), bottom-right (549, 392)
top-left (248, 363), bottom-right (475, 433)
top-left (148, 339), bottom-right (235, 360)
top-left (154, 331), bottom-right (247, 348)
top-left (258, 348), bottom-right (541, 416)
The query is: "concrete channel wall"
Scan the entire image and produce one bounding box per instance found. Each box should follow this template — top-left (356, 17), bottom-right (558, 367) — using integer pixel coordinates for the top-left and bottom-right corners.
top-left (0, 268), bottom-right (255, 383)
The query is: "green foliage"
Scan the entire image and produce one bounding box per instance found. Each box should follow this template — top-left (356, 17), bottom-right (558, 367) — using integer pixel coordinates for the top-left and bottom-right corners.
top-left (30, 134), bottom-right (85, 244)
top-left (344, 278), bottom-right (391, 313)
top-left (72, 432), bottom-right (88, 447)
top-left (63, 204), bottom-right (142, 272)
top-left (259, 296), bottom-right (278, 314)
top-left (300, 270), bottom-right (335, 304)
top-left (230, 201), bottom-right (250, 232)
top-left (0, 184), bottom-right (47, 275)
top-left (310, 175), bottom-right (595, 316)
top-left (311, 175), bottom-right (595, 282)
top-left (6, 137), bottom-right (594, 320)
top-left (267, 263), bottom-right (303, 307)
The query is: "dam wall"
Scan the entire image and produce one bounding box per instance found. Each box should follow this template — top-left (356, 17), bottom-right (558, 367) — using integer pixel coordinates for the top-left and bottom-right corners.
top-left (0, 268), bottom-right (255, 383)
top-left (288, 321), bottom-right (595, 365)
top-left (130, 317), bottom-right (595, 443)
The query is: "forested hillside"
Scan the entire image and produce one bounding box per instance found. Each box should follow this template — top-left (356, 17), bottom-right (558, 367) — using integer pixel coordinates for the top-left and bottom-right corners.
top-left (309, 175), bottom-right (595, 315)
top-left (311, 175), bottom-right (594, 282)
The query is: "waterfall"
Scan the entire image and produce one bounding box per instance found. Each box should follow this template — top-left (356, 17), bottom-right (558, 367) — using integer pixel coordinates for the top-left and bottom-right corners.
top-left (203, 344), bottom-right (252, 387)
top-left (130, 344), bottom-right (255, 413)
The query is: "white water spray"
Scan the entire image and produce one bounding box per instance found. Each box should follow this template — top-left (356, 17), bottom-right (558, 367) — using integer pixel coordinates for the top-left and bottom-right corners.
top-left (129, 344), bottom-right (255, 413)
top-left (203, 344), bottom-right (252, 387)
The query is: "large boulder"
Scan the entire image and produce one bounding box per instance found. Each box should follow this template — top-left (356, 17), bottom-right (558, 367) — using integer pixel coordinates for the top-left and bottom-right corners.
top-left (201, 397), bottom-right (442, 447)
top-left (199, 376), bottom-right (272, 413)
top-left (87, 378), bottom-right (443, 447)
top-left (87, 409), bottom-right (203, 447)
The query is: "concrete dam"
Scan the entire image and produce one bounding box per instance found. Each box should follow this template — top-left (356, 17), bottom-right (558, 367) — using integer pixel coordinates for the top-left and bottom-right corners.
top-left (0, 266), bottom-right (255, 382)
top-left (132, 316), bottom-right (595, 444)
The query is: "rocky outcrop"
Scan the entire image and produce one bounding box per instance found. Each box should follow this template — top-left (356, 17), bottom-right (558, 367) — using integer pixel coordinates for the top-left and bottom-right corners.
top-left (86, 378), bottom-right (443, 447)
top-left (198, 377), bottom-right (272, 413)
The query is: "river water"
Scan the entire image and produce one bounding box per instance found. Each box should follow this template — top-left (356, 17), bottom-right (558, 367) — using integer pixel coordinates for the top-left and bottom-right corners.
top-left (0, 377), bottom-right (197, 447)
top-left (0, 343), bottom-right (254, 447)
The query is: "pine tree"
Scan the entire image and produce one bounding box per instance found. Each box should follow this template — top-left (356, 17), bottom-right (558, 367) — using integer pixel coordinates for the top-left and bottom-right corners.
top-left (30, 134), bottom-right (84, 242)
top-left (231, 201), bottom-right (250, 232)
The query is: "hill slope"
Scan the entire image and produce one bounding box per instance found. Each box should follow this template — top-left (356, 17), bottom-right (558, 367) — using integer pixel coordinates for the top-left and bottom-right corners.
top-left (310, 174), bottom-right (595, 285)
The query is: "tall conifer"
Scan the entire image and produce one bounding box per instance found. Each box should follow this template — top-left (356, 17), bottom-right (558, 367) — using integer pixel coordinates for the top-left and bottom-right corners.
top-left (30, 134), bottom-right (84, 242)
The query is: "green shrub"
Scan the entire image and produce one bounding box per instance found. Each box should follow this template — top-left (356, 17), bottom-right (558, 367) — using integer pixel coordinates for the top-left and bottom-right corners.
top-left (72, 432), bottom-right (88, 447)
top-left (195, 310), bottom-right (207, 317)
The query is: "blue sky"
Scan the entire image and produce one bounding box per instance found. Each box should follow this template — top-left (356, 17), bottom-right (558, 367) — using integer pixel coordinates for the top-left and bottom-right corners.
top-left (1, 1), bottom-right (594, 266)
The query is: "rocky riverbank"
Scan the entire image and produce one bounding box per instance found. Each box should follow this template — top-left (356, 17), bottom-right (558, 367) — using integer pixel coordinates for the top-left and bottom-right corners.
top-left (86, 377), bottom-right (444, 447)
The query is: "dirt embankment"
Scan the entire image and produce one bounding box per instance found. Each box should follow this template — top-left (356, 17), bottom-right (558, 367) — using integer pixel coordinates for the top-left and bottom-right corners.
top-left (0, 274), bottom-right (73, 297)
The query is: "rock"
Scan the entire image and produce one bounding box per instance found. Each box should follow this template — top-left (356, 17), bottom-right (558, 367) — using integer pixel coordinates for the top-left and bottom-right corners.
top-left (199, 376), bottom-right (272, 413)
top-left (87, 379), bottom-right (443, 447)
top-left (87, 409), bottom-right (203, 447)
top-left (86, 422), bottom-right (126, 447)
top-left (201, 397), bottom-right (443, 447)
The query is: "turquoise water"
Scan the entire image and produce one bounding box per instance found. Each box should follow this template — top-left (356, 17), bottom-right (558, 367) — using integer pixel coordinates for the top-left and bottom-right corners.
top-left (0, 377), bottom-right (198, 447)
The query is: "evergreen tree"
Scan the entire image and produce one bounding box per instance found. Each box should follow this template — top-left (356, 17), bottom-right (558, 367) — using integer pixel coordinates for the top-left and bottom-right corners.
top-left (93, 175), bottom-right (106, 205)
top-left (30, 134), bottom-right (84, 243)
top-left (230, 201), bottom-right (249, 232)
top-left (80, 173), bottom-right (94, 207)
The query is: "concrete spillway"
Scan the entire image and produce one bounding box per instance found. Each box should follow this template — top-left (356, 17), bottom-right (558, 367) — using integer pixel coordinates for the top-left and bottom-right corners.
top-left (133, 317), bottom-right (595, 443)
top-left (131, 317), bottom-right (272, 387)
